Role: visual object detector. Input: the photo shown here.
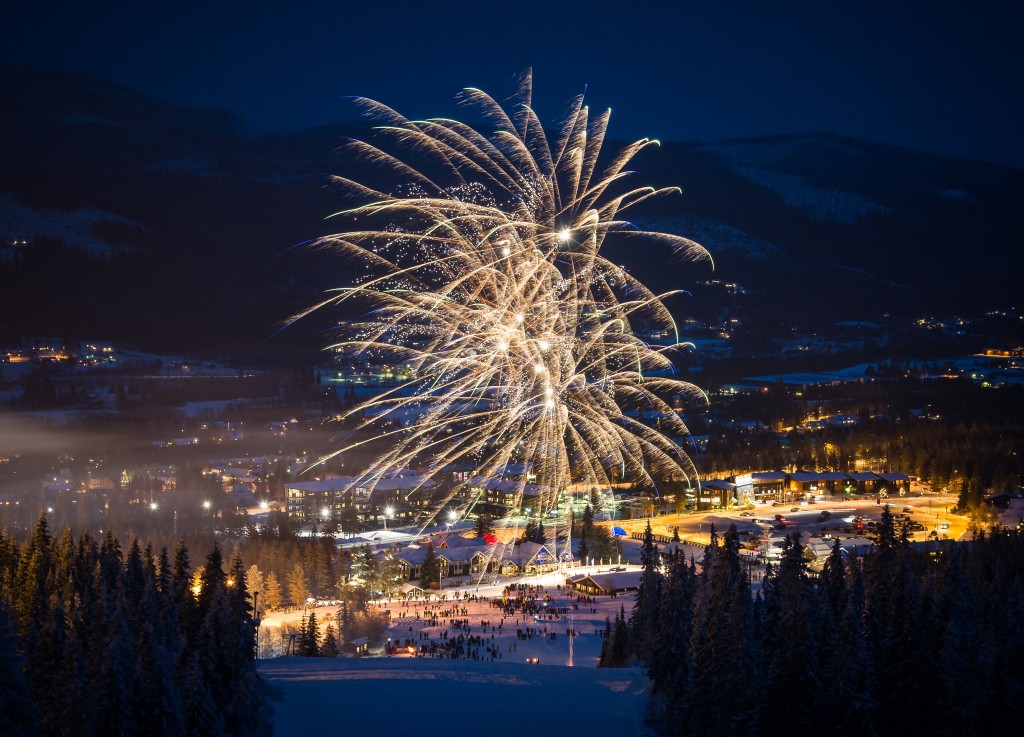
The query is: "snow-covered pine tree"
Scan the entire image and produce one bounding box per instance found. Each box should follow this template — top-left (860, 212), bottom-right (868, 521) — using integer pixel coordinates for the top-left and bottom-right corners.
top-left (685, 525), bottom-right (756, 734)
top-left (645, 549), bottom-right (694, 733)
top-left (630, 521), bottom-right (661, 663)
top-left (760, 533), bottom-right (822, 728)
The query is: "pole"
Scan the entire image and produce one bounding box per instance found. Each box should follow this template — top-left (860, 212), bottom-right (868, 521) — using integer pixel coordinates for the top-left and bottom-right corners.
top-left (568, 606), bottom-right (574, 667)
top-left (253, 590), bottom-right (260, 660)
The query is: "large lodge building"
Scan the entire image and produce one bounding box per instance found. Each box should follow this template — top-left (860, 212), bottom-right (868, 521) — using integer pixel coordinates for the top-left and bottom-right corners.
top-left (284, 466), bottom-right (913, 530)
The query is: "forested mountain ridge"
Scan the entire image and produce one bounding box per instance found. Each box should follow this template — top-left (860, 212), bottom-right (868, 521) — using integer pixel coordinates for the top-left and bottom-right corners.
top-left (2, 67), bottom-right (1021, 358)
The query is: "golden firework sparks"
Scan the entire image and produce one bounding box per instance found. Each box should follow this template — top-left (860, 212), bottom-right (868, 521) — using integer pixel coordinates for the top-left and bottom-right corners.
top-left (297, 72), bottom-right (712, 530)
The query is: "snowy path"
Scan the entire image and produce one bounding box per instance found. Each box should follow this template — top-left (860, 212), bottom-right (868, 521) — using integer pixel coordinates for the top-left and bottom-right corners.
top-left (261, 657), bottom-right (650, 737)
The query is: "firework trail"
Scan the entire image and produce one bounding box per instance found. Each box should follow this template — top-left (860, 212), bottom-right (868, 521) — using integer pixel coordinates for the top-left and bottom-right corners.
top-left (299, 71), bottom-right (711, 533)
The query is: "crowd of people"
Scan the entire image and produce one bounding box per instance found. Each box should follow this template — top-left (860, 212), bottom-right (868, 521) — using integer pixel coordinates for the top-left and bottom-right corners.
top-left (375, 582), bottom-right (598, 662)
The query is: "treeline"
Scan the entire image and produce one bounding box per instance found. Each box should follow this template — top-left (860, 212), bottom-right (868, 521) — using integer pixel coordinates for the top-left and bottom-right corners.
top-left (237, 532), bottom-right (338, 609)
top-left (0, 516), bottom-right (273, 737)
top-left (697, 381), bottom-right (1024, 509)
top-left (605, 515), bottom-right (1024, 736)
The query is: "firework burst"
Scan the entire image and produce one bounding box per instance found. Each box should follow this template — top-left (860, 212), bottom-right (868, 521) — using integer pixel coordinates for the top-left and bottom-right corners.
top-left (299, 72), bottom-right (711, 529)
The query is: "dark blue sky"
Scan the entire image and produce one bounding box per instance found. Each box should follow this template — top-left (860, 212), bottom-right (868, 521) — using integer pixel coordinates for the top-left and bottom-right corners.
top-left (4, 0), bottom-right (1021, 167)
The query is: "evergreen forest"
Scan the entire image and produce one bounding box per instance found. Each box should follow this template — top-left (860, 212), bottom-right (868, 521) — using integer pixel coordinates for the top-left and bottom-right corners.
top-left (0, 515), bottom-right (274, 737)
top-left (603, 514), bottom-right (1024, 736)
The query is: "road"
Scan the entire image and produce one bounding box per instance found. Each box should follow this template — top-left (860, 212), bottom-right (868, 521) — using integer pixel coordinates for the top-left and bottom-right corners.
top-left (599, 492), bottom-right (968, 547)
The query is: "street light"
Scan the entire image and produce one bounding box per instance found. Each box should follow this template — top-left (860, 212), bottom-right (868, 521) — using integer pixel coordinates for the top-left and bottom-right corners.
top-left (384, 506), bottom-right (394, 531)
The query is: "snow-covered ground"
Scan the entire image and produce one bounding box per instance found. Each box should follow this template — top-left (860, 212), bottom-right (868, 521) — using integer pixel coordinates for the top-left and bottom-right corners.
top-left (260, 567), bottom-right (642, 667)
top-left (259, 568), bottom-right (652, 736)
top-left (261, 657), bottom-right (649, 737)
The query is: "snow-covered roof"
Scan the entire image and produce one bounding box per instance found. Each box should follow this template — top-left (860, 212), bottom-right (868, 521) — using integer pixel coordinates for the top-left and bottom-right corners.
top-left (437, 533), bottom-right (490, 549)
top-left (568, 570), bottom-right (643, 593)
top-left (287, 478), bottom-right (353, 493)
top-left (790, 471), bottom-right (832, 482)
top-left (701, 479), bottom-right (736, 490)
top-left (805, 540), bottom-right (835, 558)
top-left (335, 530), bottom-right (419, 549)
top-left (467, 475), bottom-right (550, 495)
top-left (287, 470), bottom-right (434, 493)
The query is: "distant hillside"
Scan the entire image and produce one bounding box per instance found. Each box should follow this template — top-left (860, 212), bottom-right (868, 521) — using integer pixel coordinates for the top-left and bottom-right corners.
top-left (1, 67), bottom-right (1021, 358)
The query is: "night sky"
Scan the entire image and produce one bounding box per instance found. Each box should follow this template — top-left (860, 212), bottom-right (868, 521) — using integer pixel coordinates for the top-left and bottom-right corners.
top-left (3, 0), bottom-right (1022, 168)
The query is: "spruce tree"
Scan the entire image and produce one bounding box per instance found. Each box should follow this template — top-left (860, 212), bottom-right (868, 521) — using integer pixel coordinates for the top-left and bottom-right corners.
top-left (286, 562), bottom-right (310, 607)
top-left (818, 539), bottom-right (847, 620)
top-left (600, 608), bottom-right (629, 667)
top-left (181, 652), bottom-right (226, 737)
top-left (475, 514), bottom-right (494, 539)
top-left (321, 620), bottom-right (340, 657)
top-left (685, 525), bottom-right (756, 734)
top-left (826, 554), bottom-right (876, 734)
top-left (129, 543), bottom-right (185, 737)
top-left (263, 572), bottom-right (282, 611)
top-left (646, 551), bottom-right (694, 733)
top-left (576, 505), bottom-right (593, 563)
top-left (610, 605), bottom-right (629, 666)
top-left (303, 611), bottom-right (321, 657)
top-left (170, 540), bottom-right (196, 647)
top-left (14, 513), bottom-right (52, 665)
top-left (760, 533), bottom-right (821, 729)
top-left (94, 579), bottom-right (138, 737)
top-left (420, 542), bottom-right (440, 590)
top-left (379, 551), bottom-right (406, 598)
top-left (631, 521), bottom-right (661, 663)
top-left (349, 546), bottom-right (380, 593)
top-left (597, 615), bottom-right (612, 667)
top-left (0, 527), bottom-right (275, 737)
top-left (245, 565), bottom-right (264, 617)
